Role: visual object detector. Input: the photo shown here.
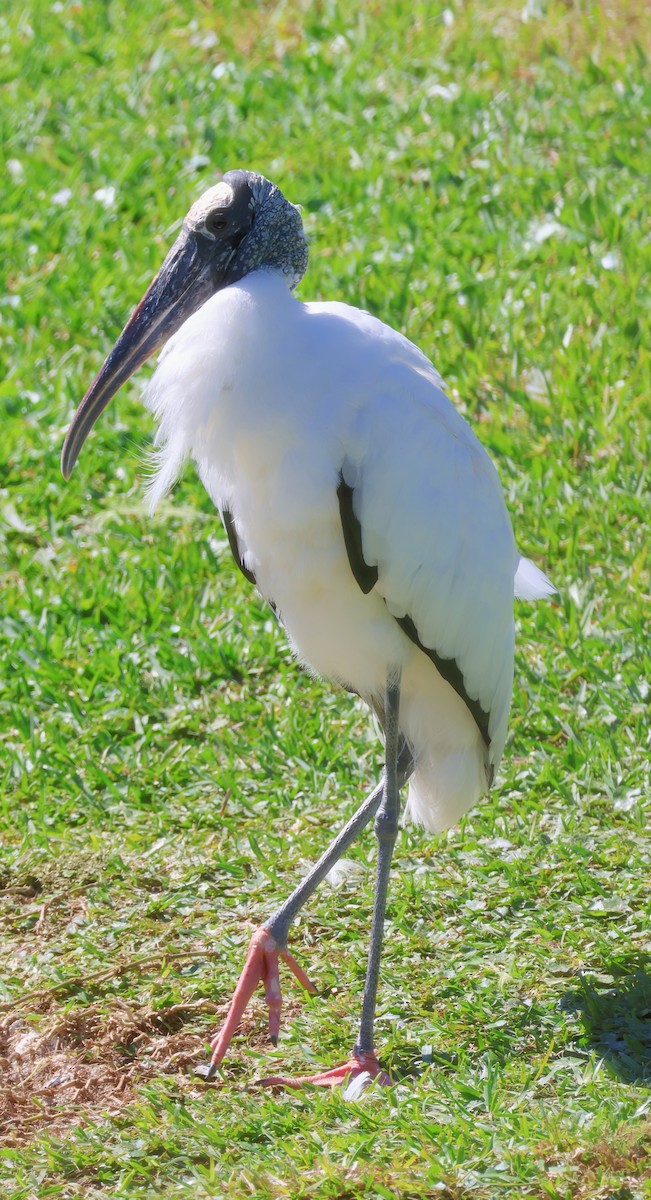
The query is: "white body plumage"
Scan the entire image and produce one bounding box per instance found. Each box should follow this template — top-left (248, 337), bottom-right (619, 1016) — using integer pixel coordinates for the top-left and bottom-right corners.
top-left (61, 172), bottom-right (556, 1081)
top-left (145, 268), bottom-right (552, 832)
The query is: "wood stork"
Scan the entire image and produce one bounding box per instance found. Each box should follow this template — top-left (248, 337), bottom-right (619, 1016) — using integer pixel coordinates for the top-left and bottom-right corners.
top-left (61, 170), bottom-right (554, 1089)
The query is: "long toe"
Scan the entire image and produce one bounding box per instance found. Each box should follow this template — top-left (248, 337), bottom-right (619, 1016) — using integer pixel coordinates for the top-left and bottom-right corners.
top-left (258, 1048), bottom-right (391, 1093)
top-left (207, 926), bottom-right (316, 1073)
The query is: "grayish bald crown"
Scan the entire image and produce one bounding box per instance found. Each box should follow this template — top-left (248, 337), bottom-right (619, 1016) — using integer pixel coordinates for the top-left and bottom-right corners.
top-left (187, 170), bottom-right (308, 291)
top-left (59, 170), bottom-right (310, 482)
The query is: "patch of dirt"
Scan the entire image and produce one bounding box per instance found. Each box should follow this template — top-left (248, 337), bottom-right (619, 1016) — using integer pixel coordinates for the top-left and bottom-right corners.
top-left (0, 998), bottom-right (221, 1147)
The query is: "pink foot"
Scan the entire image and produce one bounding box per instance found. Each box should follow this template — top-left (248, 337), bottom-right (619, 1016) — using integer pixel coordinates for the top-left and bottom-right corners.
top-left (207, 926), bottom-right (317, 1074)
top-left (259, 1048), bottom-right (391, 1092)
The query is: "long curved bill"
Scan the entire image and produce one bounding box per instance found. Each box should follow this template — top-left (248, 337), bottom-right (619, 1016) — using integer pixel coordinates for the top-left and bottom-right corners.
top-left (61, 228), bottom-right (216, 480)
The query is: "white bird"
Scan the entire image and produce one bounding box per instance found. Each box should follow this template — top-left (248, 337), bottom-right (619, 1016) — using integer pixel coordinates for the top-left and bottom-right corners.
top-left (62, 170), bottom-right (554, 1089)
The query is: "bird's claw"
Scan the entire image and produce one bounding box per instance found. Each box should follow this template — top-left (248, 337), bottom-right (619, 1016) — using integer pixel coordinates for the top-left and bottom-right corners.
top-left (207, 926), bottom-right (317, 1074)
top-left (258, 1048), bottom-right (392, 1093)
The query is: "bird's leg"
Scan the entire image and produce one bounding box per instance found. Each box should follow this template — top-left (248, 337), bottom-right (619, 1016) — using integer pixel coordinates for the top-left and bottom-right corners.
top-left (206, 774), bottom-right (387, 1078)
top-left (355, 667), bottom-right (402, 1060)
top-left (260, 669), bottom-right (403, 1091)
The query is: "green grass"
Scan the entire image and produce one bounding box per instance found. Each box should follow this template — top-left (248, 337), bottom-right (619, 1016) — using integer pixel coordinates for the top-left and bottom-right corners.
top-left (1, 0), bottom-right (650, 1195)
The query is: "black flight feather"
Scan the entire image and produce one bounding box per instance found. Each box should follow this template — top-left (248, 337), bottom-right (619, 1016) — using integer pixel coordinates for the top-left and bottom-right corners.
top-left (336, 475), bottom-right (378, 594)
top-left (336, 471), bottom-right (492, 755)
top-left (222, 507), bottom-right (257, 587)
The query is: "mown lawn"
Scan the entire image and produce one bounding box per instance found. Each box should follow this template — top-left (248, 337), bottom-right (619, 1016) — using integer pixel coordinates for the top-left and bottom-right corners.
top-left (1, 0), bottom-right (650, 1196)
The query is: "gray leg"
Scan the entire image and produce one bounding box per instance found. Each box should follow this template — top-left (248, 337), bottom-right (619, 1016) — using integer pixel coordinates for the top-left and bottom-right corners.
top-left (264, 778), bottom-right (385, 949)
top-left (265, 710), bottom-right (412, 950)
top-left (207, 684), bottom-right (410, 1077)
top-left (356, 669), bottom-right (402, 1055)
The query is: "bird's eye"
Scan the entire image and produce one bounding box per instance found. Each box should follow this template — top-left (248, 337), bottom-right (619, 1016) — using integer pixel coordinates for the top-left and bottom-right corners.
top-left (204, 211), bottom-right (229, 237)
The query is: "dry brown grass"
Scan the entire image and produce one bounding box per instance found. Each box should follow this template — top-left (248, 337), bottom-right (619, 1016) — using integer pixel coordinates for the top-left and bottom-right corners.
top-left (453, 0), bottom-right (650, 63)
top-left (190, 0), bottom-right (651, 72)
top-left (0, 998), bottom-right (220, 1147)
top-left (537, 1120), bottom-right (651, 1198)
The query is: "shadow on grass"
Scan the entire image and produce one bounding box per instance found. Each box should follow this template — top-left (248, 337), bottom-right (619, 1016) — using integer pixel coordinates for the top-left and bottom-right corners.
top-left (561, 956), bottom-right (651, 1085)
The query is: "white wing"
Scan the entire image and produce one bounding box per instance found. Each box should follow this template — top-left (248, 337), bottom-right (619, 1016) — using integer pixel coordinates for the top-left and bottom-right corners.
top-left (146, 276), bottom-right (553, 830)
top-left (324, 302), bottom-right (519, 768)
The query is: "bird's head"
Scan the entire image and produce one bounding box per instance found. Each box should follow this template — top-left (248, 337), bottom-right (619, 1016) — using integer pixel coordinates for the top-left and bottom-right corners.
top-left (61, 170), bottom-right (308, 479)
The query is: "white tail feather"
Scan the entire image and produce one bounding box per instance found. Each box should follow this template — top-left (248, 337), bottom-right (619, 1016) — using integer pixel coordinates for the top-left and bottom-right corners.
top-left (514, 555), bottom-right (556, 601)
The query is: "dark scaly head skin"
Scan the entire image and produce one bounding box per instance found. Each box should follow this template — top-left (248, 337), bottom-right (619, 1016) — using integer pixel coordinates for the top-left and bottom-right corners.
top-left (61, 170), bottom-right (308, 479)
